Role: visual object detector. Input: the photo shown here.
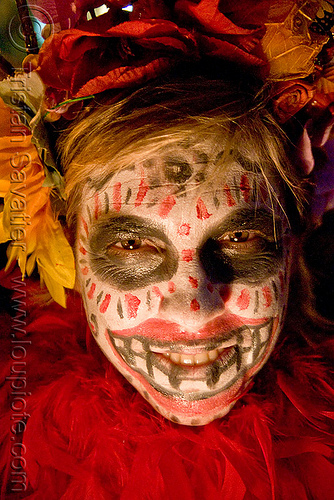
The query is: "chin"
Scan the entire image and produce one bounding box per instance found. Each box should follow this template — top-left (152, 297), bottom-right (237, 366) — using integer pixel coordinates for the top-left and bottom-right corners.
top-left (133, 376), bottom-right (246, 426)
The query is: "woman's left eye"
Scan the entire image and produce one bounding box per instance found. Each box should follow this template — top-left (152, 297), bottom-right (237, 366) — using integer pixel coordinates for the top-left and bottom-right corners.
top-left (219, 230), bottom-right (269, 252)
top-left (224, 230), bottom-right (252, 243)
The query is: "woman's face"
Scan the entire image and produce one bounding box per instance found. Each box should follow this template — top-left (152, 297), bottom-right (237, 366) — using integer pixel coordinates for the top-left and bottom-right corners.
top-left (76, 138), bottom-right (292, 425)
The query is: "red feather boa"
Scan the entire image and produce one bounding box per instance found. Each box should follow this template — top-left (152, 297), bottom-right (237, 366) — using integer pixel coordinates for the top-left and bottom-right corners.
top-left (0, 290), bottom-right (333, 499)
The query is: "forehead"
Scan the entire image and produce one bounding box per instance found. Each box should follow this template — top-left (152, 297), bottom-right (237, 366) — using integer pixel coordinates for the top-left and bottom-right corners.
top-left (84, 139), bottom-right (284, 225)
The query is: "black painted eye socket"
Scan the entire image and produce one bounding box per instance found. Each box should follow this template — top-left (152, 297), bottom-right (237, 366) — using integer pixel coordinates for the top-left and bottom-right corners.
top-left (200, 231), bottom-right (282, 285)
top-left (88, 216), bottom-right (178, 290)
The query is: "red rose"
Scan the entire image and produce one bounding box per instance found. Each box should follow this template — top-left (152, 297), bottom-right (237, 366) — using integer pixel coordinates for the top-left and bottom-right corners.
top-left (36, 0), bottom-right (266, 101)
top-left (272, 81), bottom-right (315, 123)
top-left (37, 19), bottom-right (197, 97)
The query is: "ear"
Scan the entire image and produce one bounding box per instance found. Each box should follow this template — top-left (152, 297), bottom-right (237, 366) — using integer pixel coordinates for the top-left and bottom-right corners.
top-left (295, 106), bottom-right (334, 176)
top-left (272, 80), bottom-right (334, 176)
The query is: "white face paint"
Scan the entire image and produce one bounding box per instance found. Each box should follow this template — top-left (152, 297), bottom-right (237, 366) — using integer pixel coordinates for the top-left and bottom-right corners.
top-left (76, 140), bottom-right (292, 425)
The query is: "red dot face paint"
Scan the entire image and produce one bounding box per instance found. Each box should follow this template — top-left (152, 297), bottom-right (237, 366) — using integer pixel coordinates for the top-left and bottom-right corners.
top-left (196, 197), bottom-right (212, 220)
top-left (236, 289), bottom-right (250, 310)
top-left (240, 175), bottom-right (250, 203)
top-left (135, 178), bottom-right (149, 207)
top-left (81, 217), bottom-right (89, 236)
top-left (99, 294), bottom-right (111, 314)
top-left (219, 285), bottom-right (231, 303)
top-left (125, 294), bottom-right (141, 319)
top-left (152, 286), bottom-right (164, 299)
top-left (224, 184), bottom-right (236, 207)
top-left (190, 298), bottom-right (200, 311)
top-left (262, 286), bottom-right (272, 308)
top-left (189, 276), bottom-right (198, 288)
top-left (158, 195), bottom-right (176, 218)
top-left (181, 249), bottom-right (194, 262)
top-left (113, 182), bottom-right (122, 212)
top-left (87, 283), bottom-right (96, 300)
top-left (77, 140), bottom-right (291, 426)
top-left (177, 223), bottom-right (191, 236)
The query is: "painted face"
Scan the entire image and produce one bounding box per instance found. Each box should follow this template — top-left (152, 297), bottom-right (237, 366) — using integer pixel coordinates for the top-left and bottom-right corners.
top-left (76, 139), bottom-right (292, 426)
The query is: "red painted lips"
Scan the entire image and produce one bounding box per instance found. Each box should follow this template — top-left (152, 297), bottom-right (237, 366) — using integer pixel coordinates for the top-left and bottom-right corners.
top-left (112, 312), bottom-right (269, 342)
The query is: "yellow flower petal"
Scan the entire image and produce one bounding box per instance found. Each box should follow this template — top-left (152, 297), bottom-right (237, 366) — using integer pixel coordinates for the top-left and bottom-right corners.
top-left (0, 179), bottom-right (10, 196)
top-left (36, 219), bottom-right (75, 289)
top-left (0, 102), bottom-right (75, 306)
top-left (26, 252), bottom-right (36, 277)
top-left (0, 212), bottom-right (10, 244)
top-left (5, 243), bottom-right (26, 276)
top-left (39, 267), bottom-right (67, 308)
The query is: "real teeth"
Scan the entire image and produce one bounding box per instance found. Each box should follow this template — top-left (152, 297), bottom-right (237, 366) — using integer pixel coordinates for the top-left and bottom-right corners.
top-left (163, 347), bottom-right (226, 366)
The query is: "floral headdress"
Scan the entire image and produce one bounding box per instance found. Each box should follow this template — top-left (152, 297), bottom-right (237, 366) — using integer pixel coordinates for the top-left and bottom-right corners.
top-left (1, 0), bottom-right (334, 306)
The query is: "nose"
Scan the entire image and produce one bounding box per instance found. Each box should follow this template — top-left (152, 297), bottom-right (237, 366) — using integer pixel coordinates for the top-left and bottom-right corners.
top-left (158, 259), bottom-right (227, 331)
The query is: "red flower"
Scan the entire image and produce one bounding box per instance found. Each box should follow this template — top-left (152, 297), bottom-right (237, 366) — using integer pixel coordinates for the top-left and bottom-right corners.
top-left (36, 0), bottom-right (266, 101)
top-left (272, 81), bottom-right (315, 123)
top-left (37, 20), bottom-right (197, 97)
top-left (175, 0), bottom-right (265, 66)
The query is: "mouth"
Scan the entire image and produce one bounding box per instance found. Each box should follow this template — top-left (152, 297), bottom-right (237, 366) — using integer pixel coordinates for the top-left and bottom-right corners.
top-left (107, 318), bottom-right (274, 401)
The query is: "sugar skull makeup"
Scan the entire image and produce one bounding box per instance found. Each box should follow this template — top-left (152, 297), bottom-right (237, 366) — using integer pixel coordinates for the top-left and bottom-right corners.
top-left (76, 139), bottom-right (292, 426)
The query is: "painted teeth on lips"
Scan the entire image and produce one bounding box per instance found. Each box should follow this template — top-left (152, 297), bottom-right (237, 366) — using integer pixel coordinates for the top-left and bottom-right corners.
top-left (163, 347), bottom-right (226, 366)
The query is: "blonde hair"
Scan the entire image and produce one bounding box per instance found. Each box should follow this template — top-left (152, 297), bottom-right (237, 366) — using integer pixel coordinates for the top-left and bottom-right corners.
top-left (58, 73), bottom-right (307, 234)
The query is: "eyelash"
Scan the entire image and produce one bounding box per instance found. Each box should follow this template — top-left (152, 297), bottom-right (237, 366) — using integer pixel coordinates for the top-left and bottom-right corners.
top-left (106, 237), bottom-right (166, 255)
top-left (219, 230), bottom-right (274, 253)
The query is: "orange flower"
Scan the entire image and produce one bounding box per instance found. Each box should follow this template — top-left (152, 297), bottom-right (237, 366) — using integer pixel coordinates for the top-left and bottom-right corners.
top-left (0, 102), bottom-right (75, 307)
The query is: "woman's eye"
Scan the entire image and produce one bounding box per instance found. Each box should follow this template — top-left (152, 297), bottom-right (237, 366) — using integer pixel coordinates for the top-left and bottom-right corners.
top-left (219, 230), bottom-right (268, 253)
top-left (106, 238), bottom-right (164, 255)
top-left (224, 230), bottom-right (251, 243)
top-left (119, 238), bottom-right (142, 250)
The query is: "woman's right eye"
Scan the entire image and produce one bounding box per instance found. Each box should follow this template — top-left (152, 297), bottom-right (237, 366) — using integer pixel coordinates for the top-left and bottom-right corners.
top-left (218, 229), bottom-right (272, 254)
top-left (106, 238), bottom-right (165, 255)
top-left (116, 238), bottom-right (142, 250)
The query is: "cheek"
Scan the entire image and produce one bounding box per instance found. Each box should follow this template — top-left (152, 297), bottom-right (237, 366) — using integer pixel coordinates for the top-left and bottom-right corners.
top-left (227, 275), bottom-right (285, 319)
top-left (79, 272), bottom-right (165, 336)
top-left (226, 236), bottom-right (292, 320)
